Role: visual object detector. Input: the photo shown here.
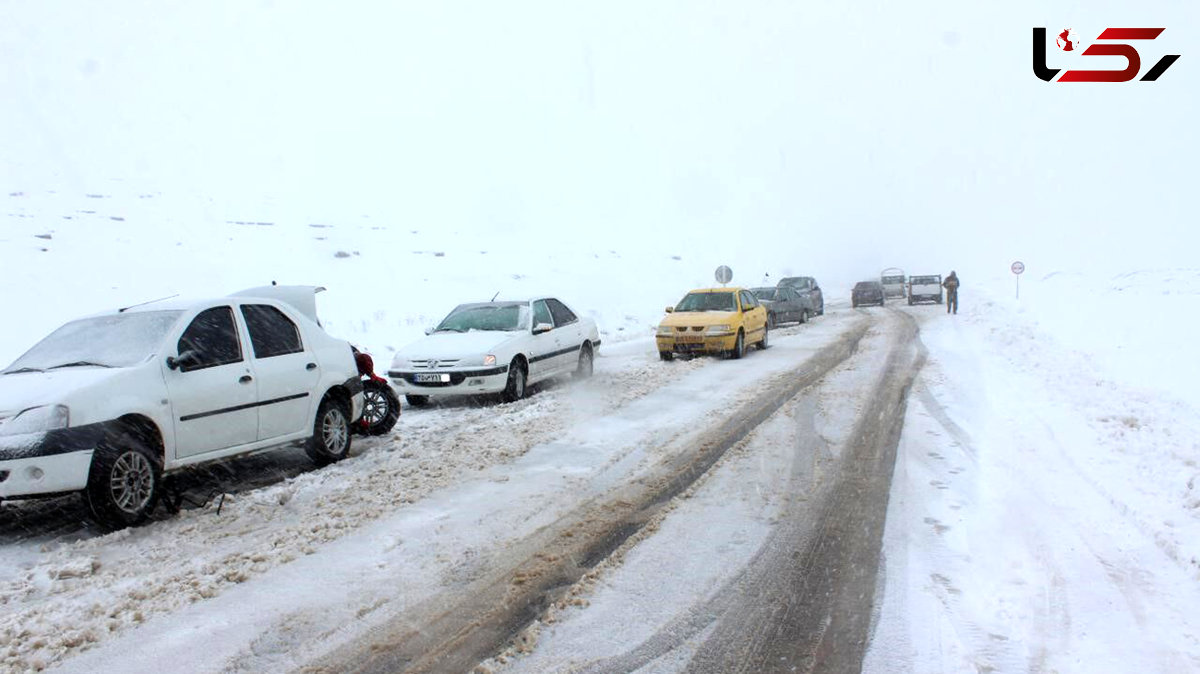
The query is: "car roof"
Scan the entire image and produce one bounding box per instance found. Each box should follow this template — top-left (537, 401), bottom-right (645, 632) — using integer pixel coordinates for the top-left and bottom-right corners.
top-left (100, 287), bottom-right (320, 319)
top-left (686, 287), bottom-right (741, 294)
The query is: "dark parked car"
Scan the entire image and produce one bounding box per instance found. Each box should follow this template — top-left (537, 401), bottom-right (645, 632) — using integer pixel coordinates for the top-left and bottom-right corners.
top-left (852, 281), bottom-right (886, 307)
top-left (777, 276), bottom-right (824, 316)
top-left (751, 286), bottom-right (811, 327)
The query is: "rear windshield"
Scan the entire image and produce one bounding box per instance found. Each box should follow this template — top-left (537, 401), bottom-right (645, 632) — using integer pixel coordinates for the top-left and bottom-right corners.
top-left (676, 292), bottom-right (737, 312)
top-left (911, 276), bottom-right (940, 284)
top-left (855, 282), bottom-right (880, 290)
top-left (881, 275), bottom-right (905, 284)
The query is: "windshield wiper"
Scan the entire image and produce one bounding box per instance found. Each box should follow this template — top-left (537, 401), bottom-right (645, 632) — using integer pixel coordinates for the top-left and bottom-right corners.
top-left (47, 361), bottom-right (114, 370)
top-left (2, 367), bottom-right (44, 375)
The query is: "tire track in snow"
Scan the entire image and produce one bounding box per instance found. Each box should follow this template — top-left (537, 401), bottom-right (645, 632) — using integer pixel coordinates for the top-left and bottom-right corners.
top-left (306, 320), bottom-right (874, 674)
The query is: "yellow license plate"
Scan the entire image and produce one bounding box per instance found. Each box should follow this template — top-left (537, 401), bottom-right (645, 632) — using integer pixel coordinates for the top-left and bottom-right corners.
top-left (677, 335), bottom-right (704, 343)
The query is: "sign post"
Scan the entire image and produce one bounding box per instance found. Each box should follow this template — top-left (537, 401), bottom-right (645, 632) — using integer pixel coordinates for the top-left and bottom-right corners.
top-left (1011, 260), bottom-right (1025, 299)
top-left (714, 265), bottom-right (733, 286)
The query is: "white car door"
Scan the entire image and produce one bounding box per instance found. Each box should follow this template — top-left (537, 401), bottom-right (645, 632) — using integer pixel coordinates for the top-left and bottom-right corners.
top-left (546, 298), bottom-right (585, 372)
top-left (164, 305), bottom-right (259, 459)
top-left (239, 303), bottom-right (322, 440)
top-left (527, 300), bottom-right (564, 381)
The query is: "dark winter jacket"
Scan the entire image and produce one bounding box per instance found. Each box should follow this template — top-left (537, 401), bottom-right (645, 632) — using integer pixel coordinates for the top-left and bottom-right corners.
top-left (943, 273), bottom-right (960, 291)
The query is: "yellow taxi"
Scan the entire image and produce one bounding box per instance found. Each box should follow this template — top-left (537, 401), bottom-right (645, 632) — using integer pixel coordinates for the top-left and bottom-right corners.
top-left (656, 287), bottom-right (769, 361)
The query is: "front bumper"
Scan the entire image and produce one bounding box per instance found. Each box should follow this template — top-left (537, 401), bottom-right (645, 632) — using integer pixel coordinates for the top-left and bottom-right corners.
top-left (387, 365), bottom-right (511, 397)
top-left (656, 333), bottom-right (738, 354)
top-left (1, 449), bottom-right (94, 499)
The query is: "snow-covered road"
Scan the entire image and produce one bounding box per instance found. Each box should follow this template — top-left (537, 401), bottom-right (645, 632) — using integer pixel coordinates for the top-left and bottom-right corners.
top-left (3, 305), bottom-right (876, 673)
top-left (5, 285), bottom-right (1198, 674)
top-left (864, 301), bottom-right (1200, 673)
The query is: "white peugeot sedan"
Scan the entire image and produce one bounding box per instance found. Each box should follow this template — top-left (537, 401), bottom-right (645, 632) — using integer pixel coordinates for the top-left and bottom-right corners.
top-left (0, 286), bottom-right (364, 529)
top-left (388, 297), bottom-right (600, 406)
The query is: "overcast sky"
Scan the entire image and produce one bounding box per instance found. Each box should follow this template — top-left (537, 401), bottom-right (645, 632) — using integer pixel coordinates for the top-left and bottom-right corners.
top-left (2, 0), bottom-right (1197, 285)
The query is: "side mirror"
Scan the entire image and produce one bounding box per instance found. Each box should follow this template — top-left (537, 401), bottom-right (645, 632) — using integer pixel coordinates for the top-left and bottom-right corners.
top-left (167, 350), bottom-right (200, 371)
top-left (424, 327), bottom-right (435, 336)
top-left (664, 307), bottom-right (674, 313)
top-left (532, 323), bottom-right (553, 335)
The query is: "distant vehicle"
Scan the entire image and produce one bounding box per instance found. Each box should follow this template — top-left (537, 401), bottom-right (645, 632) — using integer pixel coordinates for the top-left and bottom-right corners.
top-left (388, 298), bottom-right (600, 406)
top-left (852, 281), bottom-right (886, 308)
top-left (750, 286), bottom-right (810, 327)
top-left (907, 274), bottom-right (944, 305)
top-left (880, 268), bottom-right (907, 299)
top-left (776, 276), bottom-right (825, 316)
top-left (0, 286), bottom-right (365, 529)
top-left (657, 287), bottom-right (768, 361)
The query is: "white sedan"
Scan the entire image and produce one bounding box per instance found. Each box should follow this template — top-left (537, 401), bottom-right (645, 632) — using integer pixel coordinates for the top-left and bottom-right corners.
top-left (0, 286), bottom-right (364, 529)
top-left (388, 297), bottom-right (601, 405)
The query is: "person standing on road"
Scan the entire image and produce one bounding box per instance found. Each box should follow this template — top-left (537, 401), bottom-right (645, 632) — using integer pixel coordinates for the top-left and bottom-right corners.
top-left (943, 271), bottom-right (960, 314)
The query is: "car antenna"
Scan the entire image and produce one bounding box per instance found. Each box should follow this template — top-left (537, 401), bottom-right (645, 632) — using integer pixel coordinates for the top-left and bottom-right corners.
top-left (491, 291), bottom-right (500, 301)
top-left (118, 294), bottom-right (179, 313)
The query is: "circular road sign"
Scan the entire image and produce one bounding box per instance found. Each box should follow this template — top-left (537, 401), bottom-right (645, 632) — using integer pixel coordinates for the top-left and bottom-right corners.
top-left (715, 265), bottom-right (733, 284)
top-left (1011, 261), bottom-right (1026, 275)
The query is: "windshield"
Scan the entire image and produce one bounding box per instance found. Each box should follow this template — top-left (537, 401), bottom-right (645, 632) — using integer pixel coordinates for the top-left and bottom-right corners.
top-left (4, 310), bottom-right (183, 373)
top-left (435, 304), bottom-right (530, 332)
top-left (675, 292), bottom-right (737, 312)
top-left (751, 289), bottom-right (778, 301)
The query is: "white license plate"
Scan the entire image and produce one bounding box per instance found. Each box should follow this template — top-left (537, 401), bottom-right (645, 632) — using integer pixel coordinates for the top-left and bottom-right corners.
top-left (413, 373), bottom-right (451, 383)
top-left (678, 335), bottom-right (704, 343)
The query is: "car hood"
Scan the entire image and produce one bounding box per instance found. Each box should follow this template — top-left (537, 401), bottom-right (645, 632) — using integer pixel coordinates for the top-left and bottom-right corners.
top-left (659, 311), bottom-right (740, 328)
top-left (395, 331), bottom-right (520, 361)
top-left (0, 367), bottom-right (126, 416)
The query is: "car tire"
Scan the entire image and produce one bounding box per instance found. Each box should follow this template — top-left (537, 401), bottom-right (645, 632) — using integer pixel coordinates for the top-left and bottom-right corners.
top-left (767, 313), bottom-right (777, 330)
top-left (817, 303), bottom-right (824, 316)
top-left (758, 324), bottom-right (769, 350)
top-left (405, 394), bottom-right (430, 408)
top-left (659, 351), bottom-right (674, 362)
top-left (359, 380), bottom-right (400, 436)
top-left (501, 359), bottom-right (527, 402)
top-left (576, 342), bottom-right (594, 378)
top-left (305, 395), bottom-right (352, 466)
top-left (85, 429), bottom-right (162, 530)
top-left (729, 330), bottom-right (745, 359)
top-left (852, 301), bottom-right (858, 308)
top-left (799, 309), bottom-right (809, 324)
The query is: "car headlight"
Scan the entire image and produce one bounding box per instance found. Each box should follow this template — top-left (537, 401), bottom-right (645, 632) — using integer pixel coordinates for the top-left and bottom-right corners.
top-left (483, 354), bottom-right (497, 366)
top-left (0, 405), bottom-right (70, 437)
top-left (707, 325), bottom-right (732, 334)
top-left (656, 325), bottom-right (674, 336)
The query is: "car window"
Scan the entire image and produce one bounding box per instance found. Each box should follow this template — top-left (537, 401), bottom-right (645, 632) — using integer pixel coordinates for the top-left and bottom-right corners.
top-left (546, 298), bottom-right (578, 326)
top-left (532, 300), bottom-right (553, 328)
top-left (241, 304), bottom-right (304, 358)
top-left (751, 288), bottom-right (776, 301)
top-left (178, 306), bottom-right (242, 371)
top-left (739, 291), bottom-right (759, 310)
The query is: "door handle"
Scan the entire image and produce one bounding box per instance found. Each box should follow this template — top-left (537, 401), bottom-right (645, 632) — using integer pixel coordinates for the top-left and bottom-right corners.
top-left (239, 375), bottom-right (253, 384)
top-left (306, 362), bottom-right (318, 371)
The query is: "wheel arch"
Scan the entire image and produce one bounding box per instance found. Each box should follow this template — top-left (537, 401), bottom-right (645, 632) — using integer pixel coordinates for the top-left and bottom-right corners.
top-left (113, 414), bottom-right (165, 464)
